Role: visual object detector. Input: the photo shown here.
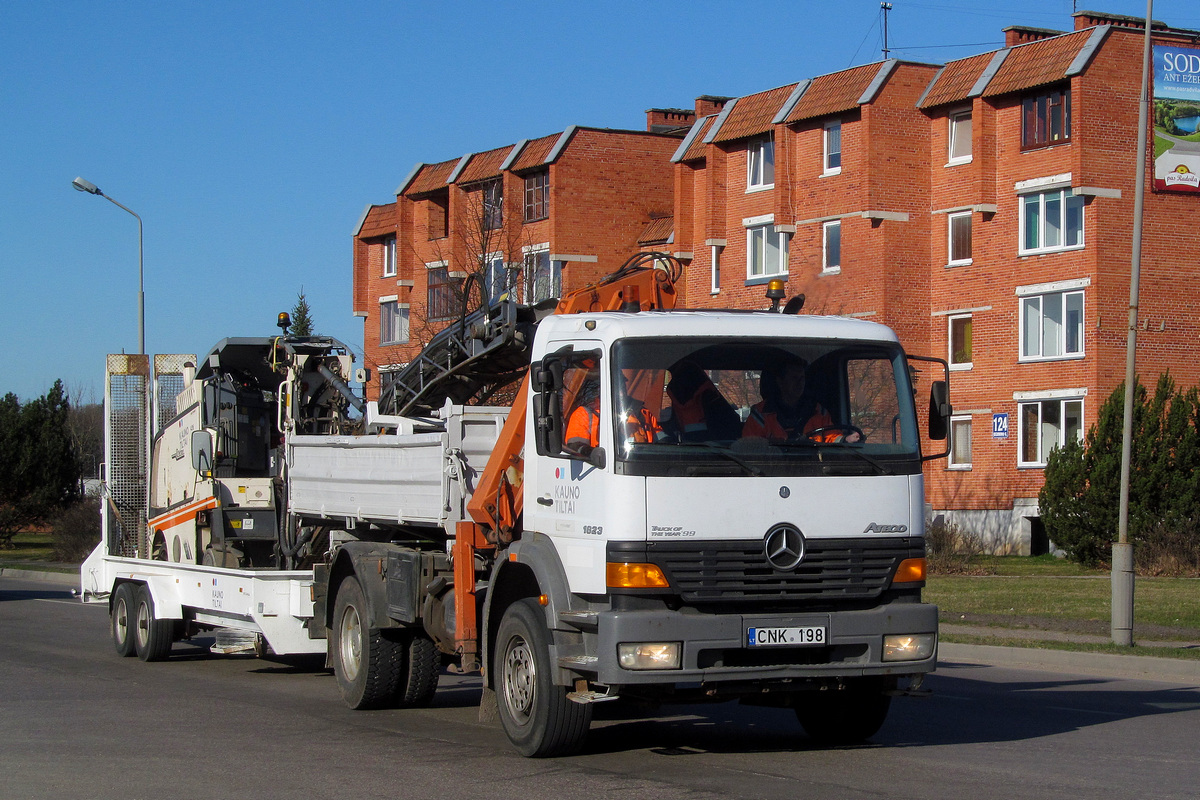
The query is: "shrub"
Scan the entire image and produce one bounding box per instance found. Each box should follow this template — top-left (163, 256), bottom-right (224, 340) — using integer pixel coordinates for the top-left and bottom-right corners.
top-left (927, 517), bottom-right (988, 574)
top-left (51, 495), bottom-right (101, 563)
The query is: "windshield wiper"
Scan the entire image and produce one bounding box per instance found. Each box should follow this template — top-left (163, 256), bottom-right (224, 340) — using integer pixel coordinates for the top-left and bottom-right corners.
top-left (684, 442), bottom-right (764, 476)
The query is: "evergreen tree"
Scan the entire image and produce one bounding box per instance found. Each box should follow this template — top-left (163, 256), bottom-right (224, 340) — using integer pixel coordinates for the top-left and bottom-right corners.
top-left (289, 288), bottom-right (315, 337)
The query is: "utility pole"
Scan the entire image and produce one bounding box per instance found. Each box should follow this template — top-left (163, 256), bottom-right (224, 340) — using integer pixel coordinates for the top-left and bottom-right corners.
top-left (1113, 0), bottom-right (1153, 647)
top-left (881, 3), bottom-right (893, 60)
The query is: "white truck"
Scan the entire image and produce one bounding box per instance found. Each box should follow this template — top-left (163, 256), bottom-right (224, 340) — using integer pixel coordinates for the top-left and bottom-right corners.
top-left (82, 254), bottom-right (950, 756)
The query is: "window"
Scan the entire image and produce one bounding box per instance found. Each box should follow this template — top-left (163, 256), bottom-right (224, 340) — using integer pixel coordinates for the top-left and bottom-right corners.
top-left (710, 244), bottom-right (722, 294)
top-left (948, 211), bottom-right (972, 265)
top-left (1020, 189), bottom-right (1083, 254)
top-left (747, 136), bottom-right (775, 190)
top-left (379, 300), bottom-right (408, 345)
top-left (949, 415), bottom-right (972, 468)
top-left (1020, 290), bottom-right (1083, 361)
top-left (483, 253), bottom-right (515, 305)
top-left (382, 236), bottom-right (397, 277)
top-left (523, 171), bottom-right (548, 222)
top-left (427, 265), bottom-right (457, 320)
top-left (822, 220), bottom-right (841, 273)
top-left (949, 108), bottom-right (972, 163)
top-left (525, 248), bottom-right (561, 303)
top-left (747, 223), bottom-right (788, 278)
top-left (823, 120), bottom-right (842, 174)
top-left (428, 194), bottom-right (449, 240)
top-left (949, 314), bottom-right (972, 368)
top-left (1019, 397), bottom-right (1083, 467)
top-left (1022, 87), bottom-right (1071, 149)
top-left (482, 180), bottom-right (503, 231)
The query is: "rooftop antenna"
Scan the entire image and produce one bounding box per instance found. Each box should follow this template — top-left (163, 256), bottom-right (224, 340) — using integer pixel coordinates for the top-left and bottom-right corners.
top-left (881, 2), bottom-right (893, 60)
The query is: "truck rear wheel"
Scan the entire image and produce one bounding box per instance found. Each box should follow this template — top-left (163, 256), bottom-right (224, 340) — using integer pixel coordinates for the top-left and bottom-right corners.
top-left (332, 576), bottom-right (403, 710)
top-left (495, 598), bottom-right (591, 757)
top-left (133, 585), bottom-right (174, 662)
top-left (111, 583), bottom-right (136, 657)
top-left (396, 632), bottom-right (440, 708)
top-left (794, 679), bottom-right (891, 745)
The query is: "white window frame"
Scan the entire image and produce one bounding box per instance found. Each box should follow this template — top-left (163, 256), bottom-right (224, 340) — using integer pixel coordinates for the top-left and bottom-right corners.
top-left (710, 244), bottom-right (722, 295)
top-left (948, 211), bottom-right (972, 266)
top-left (1017, 396), bottom-right (1084, 468)
top-left (949, 414), bottom-right (973, 469)
top-left (1018, 288), bottom-right (1084, 362)
top-left (823, 120), bottom-right (842, 175)
top-left (745, 217), bottom-right (788, 279)
top-left (822, 220), bottom-right (841, 274)
top-left (523, 243), bottom-right (560, 303)
top-left (382, 236), bottom-right (397, 277)
top-left (948, 313), bottom-right (973, 370)
top-left (1018, 188), bottom-right (1084, 255)
top-left (948, 108), bottom-right (972, 165)
top-left (379, 298), bottom-right (409, 345)
top-left (747, 136), bottom-right (775, 191)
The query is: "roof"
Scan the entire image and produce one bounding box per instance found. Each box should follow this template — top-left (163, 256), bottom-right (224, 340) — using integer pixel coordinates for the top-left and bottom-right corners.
top-left (637, 216), bottom-right (673, 246)
top-left (917, 51), bottom-right (996, 109)
top-left (981, 28), bottom-right (1099, 97)
top-left (355, 203), bottom-right (396, 239)
top-left (509, 133), bottom-right (560, 172)
top-left (457, 144), bottom-right (511, 184)
top-left (711, 84), bottom-right (798, 143)
top-left (785, 62), bottom-right (890, 124)
top-left (405, 159), bottom-right (456, 196)
top-left (671, 116), bottom-right (715, 163)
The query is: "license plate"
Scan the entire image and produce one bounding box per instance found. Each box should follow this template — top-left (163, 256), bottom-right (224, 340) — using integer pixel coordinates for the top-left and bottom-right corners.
top-left (747, 626), bottom-right (826, 647)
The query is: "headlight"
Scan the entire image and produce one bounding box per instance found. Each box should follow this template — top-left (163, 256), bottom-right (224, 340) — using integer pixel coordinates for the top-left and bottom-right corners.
top-left (617, 642), bottom-right (681, 670)
top-left (883, 634), bottom-right (936, 662)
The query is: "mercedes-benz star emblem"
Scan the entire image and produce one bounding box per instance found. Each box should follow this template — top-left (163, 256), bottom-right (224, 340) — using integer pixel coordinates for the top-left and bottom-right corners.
top-left (763, 524), bottom-right (805, 571)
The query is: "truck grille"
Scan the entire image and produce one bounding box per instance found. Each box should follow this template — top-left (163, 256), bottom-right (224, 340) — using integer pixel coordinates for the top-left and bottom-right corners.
top-left (643, 537), bottom-right (918, 604)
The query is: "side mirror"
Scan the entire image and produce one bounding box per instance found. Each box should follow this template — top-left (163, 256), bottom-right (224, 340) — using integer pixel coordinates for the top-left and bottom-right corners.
top-left (928, 381), bottom-right (951, 441)
top-left (191, 430), bottom-right (214, 477)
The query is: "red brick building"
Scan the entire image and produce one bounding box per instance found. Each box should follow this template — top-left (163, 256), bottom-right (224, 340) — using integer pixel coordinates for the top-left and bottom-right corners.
top-left (669, 10), bottom-right (1200, 553)
top-left (352, 123), bottom-right (686, 398)
top-left (351, 9), bottom-right (1200, 554)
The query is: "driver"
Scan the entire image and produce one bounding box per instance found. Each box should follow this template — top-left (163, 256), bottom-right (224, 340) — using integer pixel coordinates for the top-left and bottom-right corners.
top-left (742, 357), bottom-right (857, 443)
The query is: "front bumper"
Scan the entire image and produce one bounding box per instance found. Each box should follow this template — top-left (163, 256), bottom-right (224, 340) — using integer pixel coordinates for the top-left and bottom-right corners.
top-left (584, 602), bottom-right (937, 686)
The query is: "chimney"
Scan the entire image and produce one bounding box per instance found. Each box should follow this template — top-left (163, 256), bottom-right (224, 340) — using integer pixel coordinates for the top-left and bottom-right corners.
top-left (1072, 10), bottom-right (1167, 32)
top-left (1003, 25), bottom-right (1067, 47)
top-left (695, 95), bottom-right (734, 117)
top-left (645, 107), bottom-right (695, 134)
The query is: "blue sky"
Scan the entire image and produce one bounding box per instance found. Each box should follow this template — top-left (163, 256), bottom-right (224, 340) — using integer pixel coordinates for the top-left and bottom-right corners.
top-left (3, 0), bottom-right (1196, 403)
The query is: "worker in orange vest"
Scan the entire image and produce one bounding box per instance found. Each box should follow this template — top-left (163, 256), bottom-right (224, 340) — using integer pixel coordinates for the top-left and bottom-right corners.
top-left (565, 366), bottom-right (664, 455)
top-left (743, 357), bottom-right (858, 443)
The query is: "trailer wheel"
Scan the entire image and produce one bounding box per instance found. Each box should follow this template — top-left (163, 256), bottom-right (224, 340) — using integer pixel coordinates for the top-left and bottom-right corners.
top-left (495, 598), bottom-right (591, 757)
top-left (133, 585), bottom-right (174, 662)
top-left (794, 679), bottom-right (891, 745)
top-left (110, 583), bottom-right (137, 657)
top-left (395, 632), bottom-right (440, 708)
top-left (331, 576), bottom-right (403, 710)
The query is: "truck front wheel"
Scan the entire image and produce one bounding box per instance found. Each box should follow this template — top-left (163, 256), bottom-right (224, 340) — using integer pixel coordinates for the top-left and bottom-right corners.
top-left (331, 576), bottom-right (403, 710)
top-left (793, 679), bottom-right (892, 745)
top-left (495, 598), bottom-right (591, 757)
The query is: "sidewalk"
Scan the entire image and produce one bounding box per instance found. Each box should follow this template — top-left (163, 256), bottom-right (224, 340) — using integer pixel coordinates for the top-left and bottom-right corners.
top-left (4, 564), bottom-right (1198, 685)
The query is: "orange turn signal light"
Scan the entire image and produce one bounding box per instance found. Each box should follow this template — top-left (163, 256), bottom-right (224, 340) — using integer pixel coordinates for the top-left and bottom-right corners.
top-left (893, 557), bottom-right (927, 584)
top-left (606, 562), bottom-right (670, 589)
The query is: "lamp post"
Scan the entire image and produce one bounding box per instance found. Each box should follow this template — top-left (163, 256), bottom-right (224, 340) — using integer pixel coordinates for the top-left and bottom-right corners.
top-left (72, 177), bottom-right (144, 355)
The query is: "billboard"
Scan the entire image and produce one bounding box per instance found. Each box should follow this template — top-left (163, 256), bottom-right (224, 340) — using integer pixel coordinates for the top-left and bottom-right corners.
top-left (1153, 45), bottom-right (1200, 193)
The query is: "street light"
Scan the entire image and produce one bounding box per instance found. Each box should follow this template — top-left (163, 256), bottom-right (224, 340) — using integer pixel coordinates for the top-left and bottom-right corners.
top-left (73, 177), bottom-right (144, 355)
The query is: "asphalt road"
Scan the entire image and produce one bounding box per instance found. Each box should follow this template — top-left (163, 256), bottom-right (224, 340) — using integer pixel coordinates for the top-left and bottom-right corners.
top-left (3, 575), bottom-right (1199, 800)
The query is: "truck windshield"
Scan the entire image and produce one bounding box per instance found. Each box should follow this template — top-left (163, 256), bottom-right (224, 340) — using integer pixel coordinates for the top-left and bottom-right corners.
top-left (611, 337), bottom-right (921, 477)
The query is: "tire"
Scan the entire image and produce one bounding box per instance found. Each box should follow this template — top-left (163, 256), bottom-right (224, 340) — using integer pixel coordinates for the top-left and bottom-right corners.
top-left (494, 598), bottom-right (591, 757)
top-left (110, 583), bottom-right (137, 657)
top-left (395, 632), bottom-right (440, 708)
top-left (133, 585), bottom-right (174, 662)
top-left (794, 680), bottom-right (892, 745)
top-left (331, 576), bottom-right (403, 710)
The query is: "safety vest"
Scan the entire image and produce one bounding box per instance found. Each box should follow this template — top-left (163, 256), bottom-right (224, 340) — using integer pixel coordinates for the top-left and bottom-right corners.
top-left (743, 401), bottom-right (834, 442)
top-left (565, 403), bottom-right (601, 450)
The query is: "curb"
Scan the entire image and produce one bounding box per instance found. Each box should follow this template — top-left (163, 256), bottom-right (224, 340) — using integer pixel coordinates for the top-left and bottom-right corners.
top-left (940, 641), bottom-right (1200, 685)
top-left (0, 567), bottom-right (79, 587)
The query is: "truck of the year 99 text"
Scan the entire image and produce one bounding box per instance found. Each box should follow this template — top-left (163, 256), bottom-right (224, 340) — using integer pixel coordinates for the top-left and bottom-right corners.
top-left (82, 253), bottom-right (951, 757)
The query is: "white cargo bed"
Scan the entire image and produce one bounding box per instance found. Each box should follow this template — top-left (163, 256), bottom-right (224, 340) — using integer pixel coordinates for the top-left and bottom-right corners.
top-left (286, 404), bottom-right (508, 529)
top-left (80, 546), bottom-right (322, 655)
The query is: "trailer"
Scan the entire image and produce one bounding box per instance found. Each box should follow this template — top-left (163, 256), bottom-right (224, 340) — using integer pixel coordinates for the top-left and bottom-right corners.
top-left (83, 253), bottom-right (951, 757)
